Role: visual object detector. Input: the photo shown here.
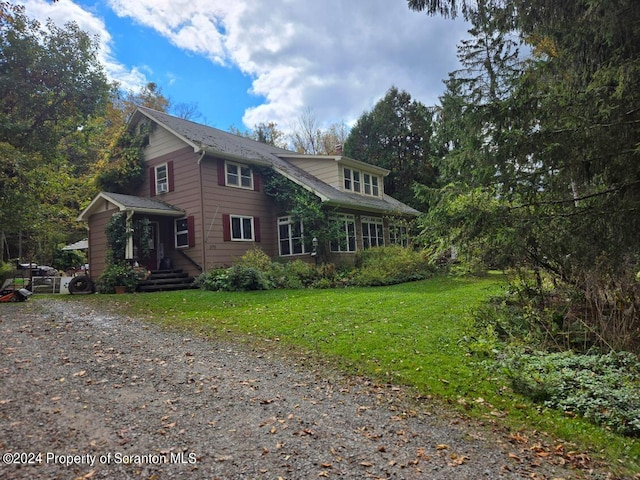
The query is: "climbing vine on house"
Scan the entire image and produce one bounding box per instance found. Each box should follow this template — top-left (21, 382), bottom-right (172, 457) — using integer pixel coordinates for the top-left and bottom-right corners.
top-left (105, 212), bottom-right (152, 265)
top-left (255, 166), bottom-right (341, 260)
top-left (95, 121), bottom-right (155, 194)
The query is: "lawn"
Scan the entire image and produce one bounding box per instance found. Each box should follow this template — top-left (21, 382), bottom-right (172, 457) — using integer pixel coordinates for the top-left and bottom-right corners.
top-left (61, 274), bottom-right (639, 476)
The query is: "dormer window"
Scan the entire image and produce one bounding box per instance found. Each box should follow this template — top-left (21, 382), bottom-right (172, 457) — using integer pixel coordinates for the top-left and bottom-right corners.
top-left (226, 161), bottom-right (253, 189)
top-left (363, 174), bottom-right (380, 196)
top-left (344, 167), bottom-right (379, 197)
top-left (344, 168), bottom-right (352, 190)
top-left (353, 170), bottom-right (361, 192)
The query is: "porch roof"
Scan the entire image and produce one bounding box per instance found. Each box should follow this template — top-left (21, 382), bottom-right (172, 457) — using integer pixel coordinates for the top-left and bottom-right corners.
top-left (77, 192), bottom-right (185, 222)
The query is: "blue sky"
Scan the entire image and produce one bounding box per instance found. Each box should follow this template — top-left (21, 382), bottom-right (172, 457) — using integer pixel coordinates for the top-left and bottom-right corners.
top-left (19, 0), bottom-right (470, 133)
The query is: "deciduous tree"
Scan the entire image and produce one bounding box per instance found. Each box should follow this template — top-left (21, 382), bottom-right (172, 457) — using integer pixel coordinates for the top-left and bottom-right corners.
top-left (0, 2), bottom-right (109, 263)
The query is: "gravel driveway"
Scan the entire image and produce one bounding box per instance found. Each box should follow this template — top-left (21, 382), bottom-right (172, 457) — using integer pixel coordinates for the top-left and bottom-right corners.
top-left (0, 298), bottom-right (596, 479)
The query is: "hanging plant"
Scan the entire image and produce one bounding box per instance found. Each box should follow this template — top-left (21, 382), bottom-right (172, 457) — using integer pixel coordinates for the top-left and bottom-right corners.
top-left (95, 121), bottom-right (155, 194)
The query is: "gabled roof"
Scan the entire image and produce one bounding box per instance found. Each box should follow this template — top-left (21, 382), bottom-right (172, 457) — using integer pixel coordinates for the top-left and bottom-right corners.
top-left (133, 106), bottom-right (420, 217)
top-left (77, 192), bottom-right (185, 222)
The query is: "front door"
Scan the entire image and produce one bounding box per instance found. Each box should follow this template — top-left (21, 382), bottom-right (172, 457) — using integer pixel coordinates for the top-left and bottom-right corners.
top-left (145, 222), bottom-right (160, 271)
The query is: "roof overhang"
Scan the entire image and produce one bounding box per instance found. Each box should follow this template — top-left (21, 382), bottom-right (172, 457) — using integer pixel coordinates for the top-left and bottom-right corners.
top-left (277, 153), bottom-right (390, 176)
top-left (78, 192), bottom-right (185, 222)
top-left (323, 199), bottom-right (421, 217)
top-left (199, 146), bottom-right (273, 167)
top-left (62, 238), bottom-right (88, 250)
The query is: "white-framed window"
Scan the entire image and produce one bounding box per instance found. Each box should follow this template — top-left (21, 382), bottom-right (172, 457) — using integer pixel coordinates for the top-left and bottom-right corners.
top-left (344, 167), bottom-right (379, 197)
top-left (361, 216), bottom-right (384, 249)
top-left (175, 218), bottom-right (189, 248)
top-left (278, 216), bottom-right (306, 256)
top-left (231, 215), bottom-right (254, 241)
top-left (344, 168), bottom-right (352, 190)
top-left (353, 170), bottom-right (361, 193)
top-left (390, 222), bottom-right (410, 247)
top-left (156, 163), bottom-right (168, 194)
top-left (330, 214), bottom-right (356, 253)
top-left (226, 161), bottom-right (253, 189)
top-left (363, 173), bottom-right (381, 196)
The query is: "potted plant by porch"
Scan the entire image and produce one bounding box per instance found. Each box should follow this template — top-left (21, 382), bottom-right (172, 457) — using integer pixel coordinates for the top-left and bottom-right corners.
top-left (96, 263), bottom-right (138, 294)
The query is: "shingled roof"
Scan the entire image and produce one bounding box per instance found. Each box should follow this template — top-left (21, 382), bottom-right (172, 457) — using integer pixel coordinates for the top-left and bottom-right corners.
top-left (135, 106), bottom-right (420, 217)
top-left (78, 192), bottom-right (185, 222)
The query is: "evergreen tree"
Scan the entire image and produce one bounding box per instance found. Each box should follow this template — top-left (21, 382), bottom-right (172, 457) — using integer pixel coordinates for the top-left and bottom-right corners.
top-left (344, 86), bottom-right (438, 208)
top-left (410, 0), bottom-right (640, 350)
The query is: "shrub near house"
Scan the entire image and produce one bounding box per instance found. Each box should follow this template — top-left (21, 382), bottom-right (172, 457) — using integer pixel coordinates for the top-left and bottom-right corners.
top-left (196, 246), bottom-right (434, 291)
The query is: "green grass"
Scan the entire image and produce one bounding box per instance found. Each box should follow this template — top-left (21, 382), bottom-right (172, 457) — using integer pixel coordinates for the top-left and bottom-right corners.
top-left (56, 274), bottom-right (639, 476)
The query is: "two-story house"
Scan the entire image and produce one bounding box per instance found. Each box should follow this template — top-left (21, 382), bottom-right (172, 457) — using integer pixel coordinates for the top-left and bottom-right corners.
top-left (78, 106), bottom-right (420, 287)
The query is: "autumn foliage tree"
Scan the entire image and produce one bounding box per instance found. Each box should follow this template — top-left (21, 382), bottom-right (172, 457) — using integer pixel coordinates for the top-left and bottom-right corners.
top-left (0, 2), bottom-right (109, 263)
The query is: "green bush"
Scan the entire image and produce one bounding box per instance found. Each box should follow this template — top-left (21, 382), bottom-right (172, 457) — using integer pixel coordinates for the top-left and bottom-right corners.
top-left (196, 246), bottom-right (436, 291)
top-left (195, 265), bottom-right (270, 292)
top-left (281, 259), bottom-right (317, 287)
top-left (503, 349), bottom-right (640, 436)
top-left (194, 268), bottom-right (230, 291)
top-left (237, 247), bottom-right (272, 271)
top-left (0, 261), bottom-right (14, 285)
top-left (225, 265), bottom-right (271, 291)
top-left (268, 261), bottom-right (303, 289)
top-left (351, 245), bottom-right (433, 286)
top-left (96, 263), bottom-right (138, 293)
top-left (52, 248), bottom-right (86, 272)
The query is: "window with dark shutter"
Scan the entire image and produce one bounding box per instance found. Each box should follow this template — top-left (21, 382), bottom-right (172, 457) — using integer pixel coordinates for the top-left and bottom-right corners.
top-left (149, 167), bottom-right (156, 196)
top-left (218, 159), bottom-right (226, 186)
top-left (175, 218), bottom-right (189, 248)
top-left (167, 161), bottom-right (175, 192)
top-left (224, 214), bottom-right (257, 241)
top-left (222, 214), bottom-right (231, 241)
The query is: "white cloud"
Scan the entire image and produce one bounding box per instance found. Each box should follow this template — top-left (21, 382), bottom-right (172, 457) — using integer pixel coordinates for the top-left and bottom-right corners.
top-left (105, 0), bottom-right (468, 129)
top-left (18, 0), bottom-right (469, 130)
top-left (107, 0), bottom-right (242, 65)
top-left (17, 0), bottom-right (149, 92)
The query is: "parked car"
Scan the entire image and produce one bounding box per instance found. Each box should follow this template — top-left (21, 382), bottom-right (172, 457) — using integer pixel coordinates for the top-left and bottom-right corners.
top-left (17, 263), bottom-right (57, 277)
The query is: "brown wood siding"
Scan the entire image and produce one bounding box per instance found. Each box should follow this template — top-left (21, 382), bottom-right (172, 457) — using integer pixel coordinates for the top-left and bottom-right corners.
top-left (199, 157), bottom-right (278, 270)
top-left (146, 125), bottom-right (191, 158)
top-left (140, 145), bottom-right (203, 277)
top-left (87, 208), bottom-right (118, 280)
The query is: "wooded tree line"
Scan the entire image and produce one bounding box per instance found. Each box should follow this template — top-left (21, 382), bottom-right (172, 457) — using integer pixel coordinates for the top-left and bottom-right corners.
top-left (410, 0), bottom-right (640, 351)
top-left (1, 1), bottom-right (638, 350)
top-left (0, 2), bottom-right (179, 265)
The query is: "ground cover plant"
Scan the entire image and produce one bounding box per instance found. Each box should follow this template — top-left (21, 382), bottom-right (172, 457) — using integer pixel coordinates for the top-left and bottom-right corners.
top-left (66, 274), bottom-right (640, 476)
top-left (503, 350), bottom-right (640, 437)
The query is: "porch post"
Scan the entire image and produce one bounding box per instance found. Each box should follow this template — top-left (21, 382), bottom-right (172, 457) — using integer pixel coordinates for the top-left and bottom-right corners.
top-left (125, 211), bottom-right (134, 261)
